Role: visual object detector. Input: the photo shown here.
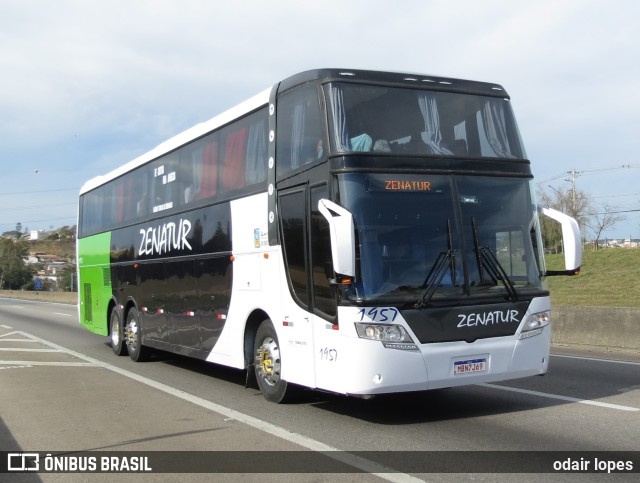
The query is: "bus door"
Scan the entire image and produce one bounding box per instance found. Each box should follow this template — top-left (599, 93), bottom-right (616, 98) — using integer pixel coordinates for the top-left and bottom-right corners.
top-left (278, 183), bottom-right (337, 389)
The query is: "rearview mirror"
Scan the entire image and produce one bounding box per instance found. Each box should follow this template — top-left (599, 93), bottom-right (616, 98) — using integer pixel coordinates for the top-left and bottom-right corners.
top-left (540, 207), bottom-right (582, 275)
top-left (318, 199), bottom-right (355, 277)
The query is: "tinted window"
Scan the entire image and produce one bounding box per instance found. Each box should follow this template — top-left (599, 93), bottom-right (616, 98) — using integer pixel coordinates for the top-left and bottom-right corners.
top-left (276, 84), bottom-right (325, 179)
top-left (279, 188), bottom-right (308, 306)
top-left (310, 185), bottom-right (336, 317)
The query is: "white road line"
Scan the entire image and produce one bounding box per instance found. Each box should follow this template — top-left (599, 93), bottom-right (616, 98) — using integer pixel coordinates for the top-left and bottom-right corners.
top-left (551, 353), bottom-right (640, 366)
top-left (0, 361), bottom-right (96, 367)
top-left (7, 331), bottom-right (423, 483)
top-left (54, 312), bottom-right (74, 317)
top-left (0, 331), bottom-right (20, 338)
top-left (480, 383), bottom-right (639, 412)
top-left (0, 325), bottom-right (13, 329)
top-left (0, 339), bottom-right (40, 342)
top-left (0, 348), bottom-right (63, 352)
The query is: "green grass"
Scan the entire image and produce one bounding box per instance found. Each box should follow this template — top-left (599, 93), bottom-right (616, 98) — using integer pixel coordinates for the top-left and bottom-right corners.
top-left (545, 248), bottom-right (640, 307)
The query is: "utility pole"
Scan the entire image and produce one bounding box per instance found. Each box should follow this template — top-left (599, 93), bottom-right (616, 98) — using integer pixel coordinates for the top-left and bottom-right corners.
top-left (565, 167), bottom-right (584, 246)
top-left (566, 168), bottom-right (580, 218)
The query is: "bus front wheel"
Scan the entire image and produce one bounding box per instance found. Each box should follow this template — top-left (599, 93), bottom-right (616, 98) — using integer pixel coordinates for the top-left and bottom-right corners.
top-left (125, 308), bottom-right (150, 362)
top-left (254, 319), bottom-right (292, 403)
top-left (109, 309), bottom-right (127, 356)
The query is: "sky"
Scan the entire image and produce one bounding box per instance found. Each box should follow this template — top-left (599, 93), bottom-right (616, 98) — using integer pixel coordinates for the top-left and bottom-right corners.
top-left (1, 0), bottom-right (639, 239)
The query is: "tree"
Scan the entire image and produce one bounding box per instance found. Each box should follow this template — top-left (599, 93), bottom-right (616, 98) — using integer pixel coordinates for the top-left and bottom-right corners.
top-left (57, 263), bottom-right (77, 292)
top-left (585, 202), bottom-right (625, 249)
top-left (0, 238), bottom-right (32, 289)
top-left (539, 186), bottom-right (624, 250)
top-left (538, 187), bottom-right (590, 253)
top-left (45, 225), bottom-right (77, 242)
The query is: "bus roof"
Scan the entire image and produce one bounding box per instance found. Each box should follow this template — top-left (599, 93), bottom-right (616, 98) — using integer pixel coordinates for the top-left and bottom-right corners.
top-left (277, 68), bottom-right (508, 97)
top-left (79, 69), bottom-right (509, 195)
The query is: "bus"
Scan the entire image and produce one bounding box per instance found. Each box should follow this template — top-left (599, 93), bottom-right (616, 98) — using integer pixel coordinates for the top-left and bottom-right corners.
top-left (77, 68), bottom-right (581, 403)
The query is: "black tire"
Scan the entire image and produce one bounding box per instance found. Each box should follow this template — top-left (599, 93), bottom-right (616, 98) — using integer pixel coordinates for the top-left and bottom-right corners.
top-left (109, 309), bottom-right (128, 356)
top-left (125, 308), bottom-right (150, 362)
top-left (253, 319), bottom-right (293, 403)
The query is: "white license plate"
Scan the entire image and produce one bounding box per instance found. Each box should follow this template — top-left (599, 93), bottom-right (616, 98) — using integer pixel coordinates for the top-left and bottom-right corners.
top-left (454, 358), bottom-right (487, 375)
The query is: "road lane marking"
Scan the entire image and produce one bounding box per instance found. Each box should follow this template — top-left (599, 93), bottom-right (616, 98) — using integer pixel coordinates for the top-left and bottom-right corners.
top-left (0, 325), bottom-right (13, 329)
top-left (0, 361), bottom-right (96, 367)
top-left (0, 339), bottom-right (40, 342)
top-left (54, 312), bottom-right (74, 317)
top-left (0, 331), bottom-right (99, 367)
top-left (0, 331), bottom-right (20, 337)
top-left (480, 383), bottom-right (639, 412)
top-left (0, 348), bottom-right (64, 352)
top-left (4, 331), bottom-right (423, 483)
top-left (552, 353), bottom-right (640, 366)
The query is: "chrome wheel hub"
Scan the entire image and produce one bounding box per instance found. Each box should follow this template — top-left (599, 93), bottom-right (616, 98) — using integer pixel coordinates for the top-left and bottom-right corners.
top-left (125, 318), bottom-right (139, 351)
top-left (255, 337), bottom-right (281, 386)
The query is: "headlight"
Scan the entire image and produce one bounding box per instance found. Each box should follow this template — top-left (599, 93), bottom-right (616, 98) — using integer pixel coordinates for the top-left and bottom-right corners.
top-left (518, 311), bottom-right (550, 339)
top-left (354, 323), bottom-right (418, 350)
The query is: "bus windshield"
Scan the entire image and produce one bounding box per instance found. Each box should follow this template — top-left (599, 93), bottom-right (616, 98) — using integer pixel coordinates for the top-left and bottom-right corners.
top-left (326, 82), bottom-right (526, 159)
top-left (337, 173), bottom-right (546, 305)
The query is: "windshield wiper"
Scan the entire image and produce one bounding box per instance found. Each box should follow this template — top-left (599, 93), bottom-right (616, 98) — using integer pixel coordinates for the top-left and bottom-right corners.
top-left (471, 217), bottom-right (518, 301)
top-left (414, 220), bottom-right (456, 309)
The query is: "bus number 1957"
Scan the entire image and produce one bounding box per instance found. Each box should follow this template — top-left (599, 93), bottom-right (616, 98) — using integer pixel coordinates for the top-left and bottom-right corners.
top-left (357, 307), bottom-right (399, 322)
top-left (320, 347), bottom-right (338, 362)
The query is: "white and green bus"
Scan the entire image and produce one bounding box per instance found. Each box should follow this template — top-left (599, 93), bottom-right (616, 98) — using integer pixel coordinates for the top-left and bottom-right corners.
top-left (77, 69), bottom-right (581, 402)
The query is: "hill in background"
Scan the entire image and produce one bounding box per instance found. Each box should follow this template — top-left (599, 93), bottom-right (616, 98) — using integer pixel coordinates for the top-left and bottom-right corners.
top-left (546, 248), bottom-right (640, 307)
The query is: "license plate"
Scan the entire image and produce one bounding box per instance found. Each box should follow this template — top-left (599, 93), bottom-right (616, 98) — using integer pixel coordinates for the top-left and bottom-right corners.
top-left (454, 358), bottom-right (487, 375)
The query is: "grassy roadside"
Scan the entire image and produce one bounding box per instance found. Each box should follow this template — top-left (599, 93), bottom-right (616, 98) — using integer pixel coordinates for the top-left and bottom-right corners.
top-left (0, 290), bottom-right (77, 305)
top-left (545, 248), bottom-right (639, 307)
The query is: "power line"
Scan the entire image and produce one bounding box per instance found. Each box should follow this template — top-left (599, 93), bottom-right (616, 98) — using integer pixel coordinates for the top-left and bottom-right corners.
top-left (537, 164), bottom-right (639, 186)
top-left (589, 208), bottom-right (640, 215)
top-left (592, 192), bottom-right (640, 199)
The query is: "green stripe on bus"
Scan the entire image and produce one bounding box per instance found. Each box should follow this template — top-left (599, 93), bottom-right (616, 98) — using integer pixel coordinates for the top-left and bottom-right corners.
top-left (77, 231), bottom-right (112, 336)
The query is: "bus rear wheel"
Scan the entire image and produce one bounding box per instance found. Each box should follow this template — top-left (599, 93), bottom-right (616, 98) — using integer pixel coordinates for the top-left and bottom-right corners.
top-left (125, 308), bottom-right (150, 362)
top-left (254, 320), bottom-right (292, 403)
top-left (109, 309), bottom-right (127, 356)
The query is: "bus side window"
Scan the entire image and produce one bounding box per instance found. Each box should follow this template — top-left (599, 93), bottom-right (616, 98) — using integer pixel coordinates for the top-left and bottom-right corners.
top-left (200, 134), bottom-right (219, 200)
top-left (276, 84), bottom-right (325, 179)
top-left (221, 125), bottom-right (247, 192)
top-left (245, 112), bottom-right (268, 185)
top-left (220, 107), bottom-right (268, 194)
top-left (177, 144), bottom-right (198, 206)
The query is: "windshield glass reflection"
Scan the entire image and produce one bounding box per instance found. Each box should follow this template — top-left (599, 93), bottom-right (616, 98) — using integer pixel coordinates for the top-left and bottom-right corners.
top-left (337, 173), bottom-right (545, 305)
top-left (327, 83), bottom-right (526, 159)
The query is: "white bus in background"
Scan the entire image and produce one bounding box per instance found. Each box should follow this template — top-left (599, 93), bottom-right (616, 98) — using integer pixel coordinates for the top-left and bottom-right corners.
top-left (77, 69), bottom-right (581, 402)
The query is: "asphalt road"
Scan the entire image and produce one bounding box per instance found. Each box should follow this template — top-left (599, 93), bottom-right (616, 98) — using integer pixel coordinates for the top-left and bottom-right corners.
top-left (0, 297), bottom-right (638, 482)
